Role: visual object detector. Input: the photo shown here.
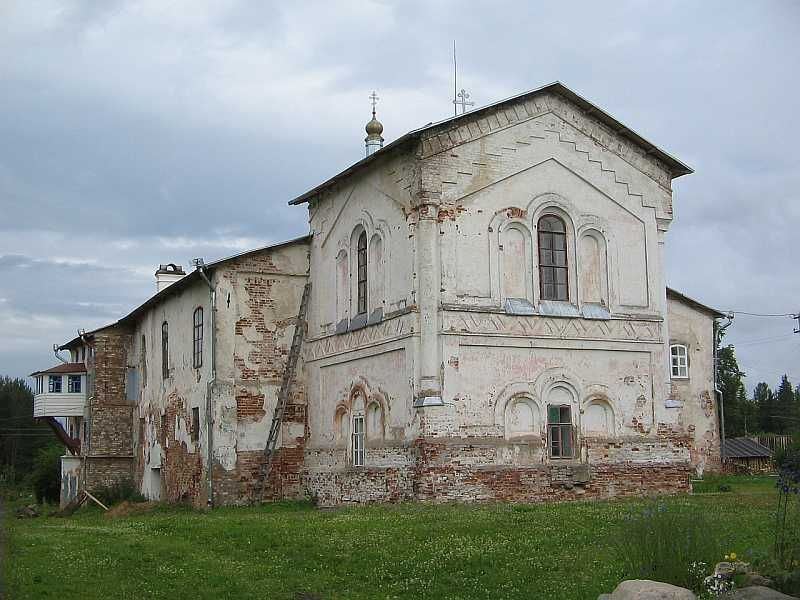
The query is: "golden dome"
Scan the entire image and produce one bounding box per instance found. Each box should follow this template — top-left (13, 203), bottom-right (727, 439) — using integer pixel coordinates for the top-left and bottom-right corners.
top-left (365, 115), bottom-right (383, 137)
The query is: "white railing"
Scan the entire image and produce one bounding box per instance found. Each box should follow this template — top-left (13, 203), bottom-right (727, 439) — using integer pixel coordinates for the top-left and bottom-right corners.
top-left (33, 392), bottom-right (87, 417)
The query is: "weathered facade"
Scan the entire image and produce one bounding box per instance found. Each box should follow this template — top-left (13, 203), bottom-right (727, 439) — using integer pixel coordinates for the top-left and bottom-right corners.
top-left (33, 83), bottom-right (723, 508)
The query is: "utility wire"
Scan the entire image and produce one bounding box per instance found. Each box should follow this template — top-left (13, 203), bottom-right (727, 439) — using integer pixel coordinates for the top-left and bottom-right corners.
top-left (727, 311), bottom-right (796, 318)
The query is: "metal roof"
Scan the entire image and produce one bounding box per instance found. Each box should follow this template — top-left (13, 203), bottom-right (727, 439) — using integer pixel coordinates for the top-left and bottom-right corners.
top-left (59, 235), bottom-right (311, 348)
top-left (722, 437), bottom-right (773, 459)
top-left (30, 362), bottom-right (87, 376)
top-left (666, 287), bottom-right (727, 319)
top-left (289, 81), bottom-right (693, 206)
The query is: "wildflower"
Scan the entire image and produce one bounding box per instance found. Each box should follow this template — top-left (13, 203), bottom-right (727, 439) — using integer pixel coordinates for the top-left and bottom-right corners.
top-left (729, 552), bottom-right (737, 561)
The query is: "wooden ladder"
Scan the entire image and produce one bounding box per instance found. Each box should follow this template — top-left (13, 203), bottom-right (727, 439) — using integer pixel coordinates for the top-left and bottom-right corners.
top-left (257, 282), bottom-right (311, 502)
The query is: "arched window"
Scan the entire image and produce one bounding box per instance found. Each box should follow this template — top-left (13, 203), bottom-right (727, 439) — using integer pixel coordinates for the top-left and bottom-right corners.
top-left (670, 344), bottom-right (689, 379)
top-left (538, 215), bottom-right (568, 301)
top-left (161, 321), bottom-right (169, 379)
top-left (192, 307), bottom-right (203, 369)
top-left (357, 230), bottom-right (368, 315)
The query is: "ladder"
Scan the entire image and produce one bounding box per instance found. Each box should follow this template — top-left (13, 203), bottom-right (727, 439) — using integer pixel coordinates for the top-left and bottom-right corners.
top-left (257, 282), bottom-right (311, 502)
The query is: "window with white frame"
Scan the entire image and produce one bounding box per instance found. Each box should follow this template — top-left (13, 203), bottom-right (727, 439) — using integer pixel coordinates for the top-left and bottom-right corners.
top-left (68, 375), bottom-right (81, 393)
top-left (670, 344), bottom-right (689, 379)
top-left (352, 415), bottom-right (365, 466)
top-left (48, 375), bottom-right (62, 393)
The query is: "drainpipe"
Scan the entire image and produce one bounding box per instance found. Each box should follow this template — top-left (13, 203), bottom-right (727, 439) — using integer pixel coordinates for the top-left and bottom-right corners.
top-left (714, 313), bottom-right (734, 468)
top-left (195, 260), bottom-right (216, 508)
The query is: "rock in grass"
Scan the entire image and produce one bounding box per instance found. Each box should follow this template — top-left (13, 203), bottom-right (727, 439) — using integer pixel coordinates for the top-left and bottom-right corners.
top-left (732, 586), bottom-right (799, 599)
top-left (15, 505), bottom-right (39, 518)
top-left (610, 580), bottom-right (696, 599)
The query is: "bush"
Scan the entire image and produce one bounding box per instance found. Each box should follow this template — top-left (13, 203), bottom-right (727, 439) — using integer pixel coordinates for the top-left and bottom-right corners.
top-left (92, 479), bottom-right (146, 506)
top-left (29, 444), bottom-right (63, 504)
top-left (614, 500), bottom-right (723, 590)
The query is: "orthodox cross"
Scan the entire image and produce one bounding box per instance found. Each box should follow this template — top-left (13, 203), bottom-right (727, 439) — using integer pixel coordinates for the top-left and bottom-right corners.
top-left (453, 88), bottom-right (474, 114)
top-left (369, 90), bottom-right (379, 117)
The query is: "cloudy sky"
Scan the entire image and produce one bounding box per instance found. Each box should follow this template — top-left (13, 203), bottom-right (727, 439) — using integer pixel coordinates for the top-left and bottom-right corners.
top-left (1, 1), bottom-right (798, 392)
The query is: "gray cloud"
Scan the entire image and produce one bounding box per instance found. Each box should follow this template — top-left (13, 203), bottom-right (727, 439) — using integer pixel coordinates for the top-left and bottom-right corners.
top-left (0, 0), bottom-right (797, 392)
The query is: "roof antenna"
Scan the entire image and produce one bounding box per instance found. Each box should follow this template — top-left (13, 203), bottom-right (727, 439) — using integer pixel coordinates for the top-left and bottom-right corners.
top-left (452, 40), bottom-right (474, 116)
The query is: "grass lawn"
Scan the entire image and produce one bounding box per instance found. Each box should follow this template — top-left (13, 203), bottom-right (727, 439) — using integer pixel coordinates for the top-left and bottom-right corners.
top-left (3, 477), bottom-right (778, 600)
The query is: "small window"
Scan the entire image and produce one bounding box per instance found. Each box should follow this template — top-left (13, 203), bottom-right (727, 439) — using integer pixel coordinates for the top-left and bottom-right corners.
top-left (352, 415), bottom-right (365, 467)
top-left (48, 375), bottom-right (62, 393)
top-left (192, 307), bottom-right (203, 369)
top-left (191, 407), bottom-right (200, 443)
top-left (671, 344), bottom-right (689, 379)
top-left (357, 230), bottom-right (368, 315)
top-left (161, 321), bottom-right (169, 379)
top-left (548, 404), bottom-right (574, 458)
top-left (67, 375), bottom-right (81, 393)
top-left (538, 215), bottom-right (569, 301)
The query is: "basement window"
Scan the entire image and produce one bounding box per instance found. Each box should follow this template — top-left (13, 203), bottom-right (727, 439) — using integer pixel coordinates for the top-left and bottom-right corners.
top-left (352, 415), bottom-right (365, 467)
top-left (68, 375), bottom-right (81, 393)
top-left (670, 344), bottom-right (689, 379)
top-left (548, 405), bottom-right (574, 459)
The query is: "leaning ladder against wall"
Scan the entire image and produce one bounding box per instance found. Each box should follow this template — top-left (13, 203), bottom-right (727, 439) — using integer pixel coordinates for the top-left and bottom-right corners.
top-left (257, 282), bottom-right (311, 502)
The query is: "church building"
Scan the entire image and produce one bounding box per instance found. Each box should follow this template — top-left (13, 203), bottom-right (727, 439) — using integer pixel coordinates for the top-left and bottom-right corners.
top-left (31, 82), bottom-right (723, 507)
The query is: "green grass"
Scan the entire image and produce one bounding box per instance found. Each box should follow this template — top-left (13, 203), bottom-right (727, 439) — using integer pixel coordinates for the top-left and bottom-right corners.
top-left (3, 483), bottom-right (778, 600)
top-left (691, 473), bottom-right (777, 495)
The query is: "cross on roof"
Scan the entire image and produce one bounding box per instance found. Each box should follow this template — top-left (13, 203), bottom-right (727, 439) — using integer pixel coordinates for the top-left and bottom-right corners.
top-left (453, 88), bottom-right (475, 114)
top-left (369, 91), bottom-right (379, 116)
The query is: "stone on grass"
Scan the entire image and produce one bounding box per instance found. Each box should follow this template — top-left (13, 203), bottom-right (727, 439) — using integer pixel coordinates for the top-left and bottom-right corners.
top-left (610, 580), bottom-right (696, 599)
top-left (732, 586), bottom-right (799, 599)
top-left (15, 504), bottom-right (39, 518)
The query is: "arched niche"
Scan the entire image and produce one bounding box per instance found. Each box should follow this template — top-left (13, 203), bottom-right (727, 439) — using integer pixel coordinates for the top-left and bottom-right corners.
top-left (336, 248), bottom-right (349, 323)
top-left (578, 229), bottom-right (609, 306)
top-left (583, 398), bottom-right (615, 436)
top-left (334, 406), bottom-right (350, 442)
top-left (499, 224), bottom-right (532, 302)
top-left (368, 233), bottom-right (384, 312)
top-left (504, 395), bottom-right (540, 440)
top-left (366, 401), bottom-right (384, 441)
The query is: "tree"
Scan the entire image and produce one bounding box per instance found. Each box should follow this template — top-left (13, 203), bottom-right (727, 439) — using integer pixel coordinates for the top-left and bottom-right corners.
top-left (754, 382), bottom-right (776, 433)
top-left (717, 345), bottom-right (748, 437)
top-left (774, 375), bottom-right (798, 435)
top-left (0, 376), bottom-right (54, 483)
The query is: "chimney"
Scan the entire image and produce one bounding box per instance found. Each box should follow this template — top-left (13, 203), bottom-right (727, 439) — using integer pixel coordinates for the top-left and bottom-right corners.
top-left (155, 263), bottom-right (186, 292)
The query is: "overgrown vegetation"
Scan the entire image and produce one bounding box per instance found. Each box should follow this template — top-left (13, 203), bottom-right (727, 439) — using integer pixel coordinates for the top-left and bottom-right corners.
top-left (29, 443), bottom-right (63, 504)
top-left (92, 479), bottom-right (147, 506)
top-left (613, 500), bottom-right (721, 590)
top-left (769, 441), bottom-right (800, 594)
top-left (4, 482), bottom-right (777, 600)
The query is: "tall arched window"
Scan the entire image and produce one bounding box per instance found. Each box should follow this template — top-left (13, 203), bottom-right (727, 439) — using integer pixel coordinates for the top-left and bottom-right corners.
top-left (357, 230), bottom-right (368, 315)
top-left (192, 307), bottom-right (203, 369)
top-left (161, 321), bottom-right (169, 379)
top-left (538, 215), bottom-right (568, 301)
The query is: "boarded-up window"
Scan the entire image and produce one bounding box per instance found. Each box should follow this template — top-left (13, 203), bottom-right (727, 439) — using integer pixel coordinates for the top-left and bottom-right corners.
top-left (501, 226), bottom-right (528, 300)
top-left (126, 368), bottom-right (138, 403)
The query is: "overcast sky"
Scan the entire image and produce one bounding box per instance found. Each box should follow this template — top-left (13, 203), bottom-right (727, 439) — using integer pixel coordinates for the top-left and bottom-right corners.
top-left (1, 1), bottom-right (798, 393)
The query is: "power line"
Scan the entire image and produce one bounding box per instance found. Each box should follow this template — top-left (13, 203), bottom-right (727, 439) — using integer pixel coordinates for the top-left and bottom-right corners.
top-left (733, 334), bottom-right (796, 347)
top-left (727, 311), bottom-right (796, 318)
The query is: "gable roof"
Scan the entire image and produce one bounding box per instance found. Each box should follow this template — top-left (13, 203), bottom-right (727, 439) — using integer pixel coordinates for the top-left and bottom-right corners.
top-left (289, 81), bottom-right (693, 206)
top-left (666, 287), bottom-right (727, 319)
top-left (722, 437), bottom-right (772, 459)
top-left (59, 235), bottom-right (311, 349)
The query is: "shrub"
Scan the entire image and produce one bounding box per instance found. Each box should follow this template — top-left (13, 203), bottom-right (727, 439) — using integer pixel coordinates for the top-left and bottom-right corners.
top-left (29, 444), bottom-right (63, 504)
top-left (92, 480), bottom-right (146, 506)
top-left (614, 500), bottom-right (724, 590)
